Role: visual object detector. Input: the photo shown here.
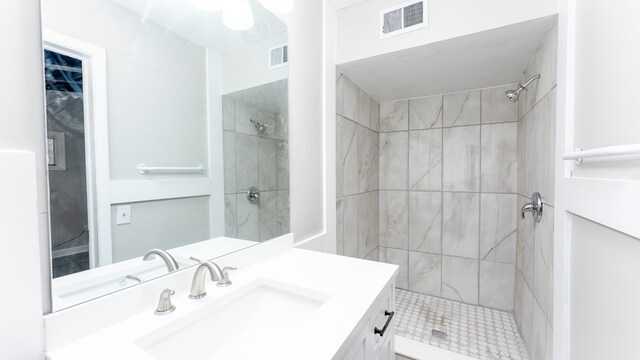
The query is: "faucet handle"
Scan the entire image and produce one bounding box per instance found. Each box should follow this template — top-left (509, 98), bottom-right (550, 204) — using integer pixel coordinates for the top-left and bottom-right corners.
top-left (154, 289), bottom-right (176, 315)
top-left (521, 192), bottom-right (544, 223)
top-left (218, 267), bottom-right (237, 287)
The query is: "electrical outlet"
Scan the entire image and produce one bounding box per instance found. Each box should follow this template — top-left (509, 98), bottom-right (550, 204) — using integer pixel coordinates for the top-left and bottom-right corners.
top-left (116, 205), bottom-right (131, 225)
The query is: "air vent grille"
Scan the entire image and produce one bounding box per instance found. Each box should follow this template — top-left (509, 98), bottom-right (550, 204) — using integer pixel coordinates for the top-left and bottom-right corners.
top-left (380, 1), bottom-right (427, 38)
top-left (269, 43), bottom-right (288, 70)
top-left (403, 2), bottom-right (423, 27)
top-left (383, 8), bottom-right (403, 34)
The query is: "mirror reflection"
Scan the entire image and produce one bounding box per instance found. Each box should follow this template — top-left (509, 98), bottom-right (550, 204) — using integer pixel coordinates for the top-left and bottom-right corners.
top-left (42, 0), bottom-right (289, 311)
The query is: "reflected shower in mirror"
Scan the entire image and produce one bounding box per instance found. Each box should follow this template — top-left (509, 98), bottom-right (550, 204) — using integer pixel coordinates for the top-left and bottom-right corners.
top-left (41, 0), bottom-right (289, 311)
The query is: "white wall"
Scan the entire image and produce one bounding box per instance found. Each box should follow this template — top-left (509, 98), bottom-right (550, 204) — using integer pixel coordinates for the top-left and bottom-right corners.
top-left (288, 0), bottom-right (329, 249)
top-left (207, 50), bottom-right (227, 238)
top-left (0, 152), bottom-right (46, 358)
top-left (560, 1), bottom-right (640, 359)
top-left (42, 0), bottom-right (210, 180)
top-left (569, 216), bottom-right (640, 360)
top-left (336, 0), bottom-right (557, 64)
top-left (0, 0), bottom-right (49, 355)
top-left (221, 31), bottom-right (288, 94)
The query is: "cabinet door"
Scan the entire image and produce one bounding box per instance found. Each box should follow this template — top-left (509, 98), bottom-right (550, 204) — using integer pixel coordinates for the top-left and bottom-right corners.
top-left (342, 323), bottom-right (369, 360)
top-left (375, 336), bottom-right (394, 360)
top-left (371, 285), bottom-right (395, 355)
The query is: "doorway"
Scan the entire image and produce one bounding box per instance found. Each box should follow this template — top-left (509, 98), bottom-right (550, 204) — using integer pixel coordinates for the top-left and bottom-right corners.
top-left (44, 49), bottom-right (91, 278)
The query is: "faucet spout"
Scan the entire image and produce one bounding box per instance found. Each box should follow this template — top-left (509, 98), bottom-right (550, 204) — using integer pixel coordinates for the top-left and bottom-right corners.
top-left (520, 192), bottom-right (544, 223)
top-left (143, 249), bottom-right (179, 272)
top-left (189, 261), bottom-right (225, 299)
top-left (520, 203), bottom-right (534, 219)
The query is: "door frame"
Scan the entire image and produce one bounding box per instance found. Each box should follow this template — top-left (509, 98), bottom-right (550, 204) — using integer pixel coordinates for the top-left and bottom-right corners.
top-left (43, 29), bottom-right (112, 267)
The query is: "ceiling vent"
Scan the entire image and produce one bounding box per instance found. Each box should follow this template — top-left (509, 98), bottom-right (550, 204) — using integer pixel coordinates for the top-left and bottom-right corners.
top-left (380, 0), bottom-right (427, 38)
top-left (269, 43), bottom-right (288, 70)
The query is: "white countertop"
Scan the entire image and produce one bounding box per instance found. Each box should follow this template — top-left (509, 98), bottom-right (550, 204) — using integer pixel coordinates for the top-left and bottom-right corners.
top-left (52, 237), bottom-right (257, 309)
top-left (47, 249), bottom-right (398, 360)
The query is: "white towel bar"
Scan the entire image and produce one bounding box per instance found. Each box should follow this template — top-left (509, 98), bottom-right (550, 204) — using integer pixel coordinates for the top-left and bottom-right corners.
top-left (562, 144), bottom-right (640, 165)
top-left (136, 164), bottom-right (205, 175)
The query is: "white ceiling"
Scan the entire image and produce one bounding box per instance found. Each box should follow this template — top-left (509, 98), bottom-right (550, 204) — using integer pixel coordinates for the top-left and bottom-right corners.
top-left (109, 0), bottom-right (287, 52)
top-left (338, 15), bottom-right (557, 101)
top-left (333, 0), bottom-right (369, 11)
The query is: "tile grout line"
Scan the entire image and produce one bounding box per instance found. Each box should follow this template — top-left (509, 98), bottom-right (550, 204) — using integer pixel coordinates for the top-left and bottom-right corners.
top-left (478, 90), bottom-right (483, 306)
top-left (440, 95), bottom-right (445, 298)
top-left (406, 100), bottom-right (410, 290)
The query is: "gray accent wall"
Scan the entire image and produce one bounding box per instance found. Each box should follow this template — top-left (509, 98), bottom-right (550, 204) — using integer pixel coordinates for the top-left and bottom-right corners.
top-left (514, 23), bottom-right (557, 360)
top-left (336, 72), bottom-right (380, 262)
top-left (110, 196), bottom-right (211, 262)
top-left (376, 84), bottom-right (519, 310)
top-left (222, 80), bottom-right (290, 242)
top-left (336, 74), bottom-right (523, 312)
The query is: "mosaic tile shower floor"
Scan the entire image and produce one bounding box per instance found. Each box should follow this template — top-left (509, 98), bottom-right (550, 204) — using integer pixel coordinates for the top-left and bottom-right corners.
top-left (395, 289), bottom-right (531, 360)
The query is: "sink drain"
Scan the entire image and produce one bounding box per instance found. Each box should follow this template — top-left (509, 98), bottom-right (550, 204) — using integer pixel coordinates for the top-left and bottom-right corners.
top-left (432, 329), bottom-right (448, 340)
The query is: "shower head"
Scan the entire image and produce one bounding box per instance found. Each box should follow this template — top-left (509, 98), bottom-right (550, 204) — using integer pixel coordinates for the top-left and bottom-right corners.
top-left (505, 74), bottom-right (541, 103)
top-left (505, 89), bottom-right (520, 103)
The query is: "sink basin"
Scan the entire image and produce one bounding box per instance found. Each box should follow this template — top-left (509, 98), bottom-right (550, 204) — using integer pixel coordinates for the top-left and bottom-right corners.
top-left (136, 278), bottom-right (330, 359)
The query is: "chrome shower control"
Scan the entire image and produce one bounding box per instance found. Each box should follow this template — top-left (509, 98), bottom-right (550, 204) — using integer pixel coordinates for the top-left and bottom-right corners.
top-left (250, 119), bottom-right (267, 135)
top-left (246, 186), bottom-right (260, 204)
top-left (521, 192), bottom-right (543, 223)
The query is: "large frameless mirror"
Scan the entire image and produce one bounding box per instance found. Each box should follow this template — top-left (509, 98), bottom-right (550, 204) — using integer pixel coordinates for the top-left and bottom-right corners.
top-left (41, 0), bottom-right (289, 311)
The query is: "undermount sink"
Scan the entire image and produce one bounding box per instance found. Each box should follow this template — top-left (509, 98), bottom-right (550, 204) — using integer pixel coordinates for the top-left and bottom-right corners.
top-left (136, 278), bottom-right (330, 359)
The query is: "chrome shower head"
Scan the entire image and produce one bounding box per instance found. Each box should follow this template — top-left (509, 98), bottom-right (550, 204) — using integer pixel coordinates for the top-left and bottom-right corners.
top-left (505, 89), bottom-right (520, 103)
top-left (505, 74), bottom-right (541, 103)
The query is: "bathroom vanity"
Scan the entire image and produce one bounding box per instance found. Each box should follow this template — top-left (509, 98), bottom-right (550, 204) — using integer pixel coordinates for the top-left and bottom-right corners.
top-left (45, 238), bottom-right (398, 360)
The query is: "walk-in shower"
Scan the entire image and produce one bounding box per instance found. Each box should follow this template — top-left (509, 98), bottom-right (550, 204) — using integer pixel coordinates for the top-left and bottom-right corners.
top-left (505, 74), bottom-right (541, 103)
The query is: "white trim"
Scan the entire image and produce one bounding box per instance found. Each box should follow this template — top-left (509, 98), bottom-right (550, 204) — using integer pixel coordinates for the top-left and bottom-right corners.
top-left (135, 164), bottom-right (205, 174)
top-left (565, 177), bottom-right (640, 239)
top-left (43, 29), bottom-right (112, 267)
top-left (109, 179), bottom-right (213, 204)
top-left (555, 2), bottom-right (575, 358)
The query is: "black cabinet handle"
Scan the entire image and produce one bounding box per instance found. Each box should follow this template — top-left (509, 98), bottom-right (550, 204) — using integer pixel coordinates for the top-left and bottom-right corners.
top-left (373, 310), bottom-right (395, 337)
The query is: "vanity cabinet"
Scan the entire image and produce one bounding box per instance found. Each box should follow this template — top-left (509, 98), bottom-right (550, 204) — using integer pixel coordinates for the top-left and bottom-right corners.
top-left (342, 282), bottom-right (395, 360)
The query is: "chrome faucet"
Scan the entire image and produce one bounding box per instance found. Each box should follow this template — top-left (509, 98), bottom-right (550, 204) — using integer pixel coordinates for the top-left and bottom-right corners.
top-left (250, 119), bottom-right (267, 134)
top-left (189, 261), bottom-right (236, 299)
top-left (521, 192), bottom-right (544, 223)
top-left (154, 289), bottom-right (176, 315)
top-left (143, 249), bottom-right (179, 272)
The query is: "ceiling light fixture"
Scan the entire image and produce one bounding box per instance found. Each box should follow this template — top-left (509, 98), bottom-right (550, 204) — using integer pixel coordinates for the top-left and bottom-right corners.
top-left (223, 0), bottom-right (255, 31)
top-left (190, 0), bottom-right (225, 12)
top-left (257, 0), bottom-right (294, 14)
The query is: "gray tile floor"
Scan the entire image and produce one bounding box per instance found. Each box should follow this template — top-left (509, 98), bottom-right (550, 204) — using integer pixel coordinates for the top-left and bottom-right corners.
top-left (395, 289), bottom-right (530, 360)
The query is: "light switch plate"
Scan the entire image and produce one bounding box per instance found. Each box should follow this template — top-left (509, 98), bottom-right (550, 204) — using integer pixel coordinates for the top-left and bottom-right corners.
top-left (116, 205), bottom-right (131, 225)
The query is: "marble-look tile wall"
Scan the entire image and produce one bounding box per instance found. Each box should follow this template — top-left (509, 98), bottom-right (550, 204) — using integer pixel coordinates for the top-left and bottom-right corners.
top-left (336, 72), bottom-right (380, 261)
top-left (222, 82), bottom-right (290, 242)
top-left (514, 23), bottom-right (557, 360)
top-left (375, 84), bottom-right (519, 312)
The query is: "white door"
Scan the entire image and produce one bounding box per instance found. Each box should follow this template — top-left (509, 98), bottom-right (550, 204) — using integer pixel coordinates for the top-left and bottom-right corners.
top-left (556, 1), bottom-right (640, 359)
